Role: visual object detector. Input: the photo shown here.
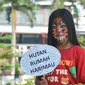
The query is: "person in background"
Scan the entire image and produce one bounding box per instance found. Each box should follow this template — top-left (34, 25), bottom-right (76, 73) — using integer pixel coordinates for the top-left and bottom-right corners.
top-left (35, 8), bottom-right (85, 85)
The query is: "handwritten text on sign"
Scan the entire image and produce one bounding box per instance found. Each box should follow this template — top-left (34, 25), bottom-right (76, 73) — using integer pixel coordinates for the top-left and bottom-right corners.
top-left (20, 44), bottom-right (61, 76)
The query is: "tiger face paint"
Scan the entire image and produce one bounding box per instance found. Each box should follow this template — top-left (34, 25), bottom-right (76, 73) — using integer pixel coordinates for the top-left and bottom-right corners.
top-left (52, 17), bottom-right (68, 43)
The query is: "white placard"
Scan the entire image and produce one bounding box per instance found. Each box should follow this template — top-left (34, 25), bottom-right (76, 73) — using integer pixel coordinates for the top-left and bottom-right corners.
top-left (20, 44), bottom-right (61, 76)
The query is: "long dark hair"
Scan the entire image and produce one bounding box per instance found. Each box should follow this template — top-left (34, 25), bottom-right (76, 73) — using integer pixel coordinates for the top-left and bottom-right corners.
top-left (47, 8), bottom-right (80, 47)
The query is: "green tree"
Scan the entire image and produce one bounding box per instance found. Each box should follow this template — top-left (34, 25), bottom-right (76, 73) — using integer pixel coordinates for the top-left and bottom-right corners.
top-left (0, 0), bottom-right (38, 26)
top-left (0, 0), bottom-right (38, 52)
top-left (25, 77), bottom-right (35, 85)
top-left (78, 0), bottom-right (85, 8)
top-left (77, 35), bottom-right (85, 48)
top-left (0, 1), bottom-right (38, 84)
top-left (51, 0), bottom-right (64, 11)
top-left (0, 35), bottom-right (18, 85)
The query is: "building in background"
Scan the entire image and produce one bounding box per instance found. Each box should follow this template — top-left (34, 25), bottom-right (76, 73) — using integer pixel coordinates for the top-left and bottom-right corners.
top-left (0, 0), bottom-right (53, 55)
top-left (0, 0), bottom-right (85, 55)
top-left (0, 1), bottom-right (53, 84)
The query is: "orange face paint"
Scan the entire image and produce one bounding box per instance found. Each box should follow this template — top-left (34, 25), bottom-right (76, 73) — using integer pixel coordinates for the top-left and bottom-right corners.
top-left (52, 17), bottom-right (68, 43)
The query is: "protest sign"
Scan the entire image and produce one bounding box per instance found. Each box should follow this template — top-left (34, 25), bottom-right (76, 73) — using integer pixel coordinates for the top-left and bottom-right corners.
top-left (20, 44), bottom-right (61, 76)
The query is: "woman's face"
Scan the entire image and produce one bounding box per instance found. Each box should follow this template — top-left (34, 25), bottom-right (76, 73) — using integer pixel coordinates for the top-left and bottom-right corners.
top-left (52, 17), bottom-right (69, 43)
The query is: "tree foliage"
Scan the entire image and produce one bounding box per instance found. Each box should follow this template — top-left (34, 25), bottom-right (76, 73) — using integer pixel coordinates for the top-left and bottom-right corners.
top-left (0, 0), bottom-right (39, 26)
top-left (25, 77), bottom-right (35, 85)
top-left (0, 35), bottom-right (18, 75)
top-left (78, 0), bottom-right (85, 8)
top-left (78, 35), bottom-right (85, 48)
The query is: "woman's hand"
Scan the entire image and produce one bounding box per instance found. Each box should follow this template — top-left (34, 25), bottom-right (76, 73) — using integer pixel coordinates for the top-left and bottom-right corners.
top-left (35, 76), bottom-right (48, 85)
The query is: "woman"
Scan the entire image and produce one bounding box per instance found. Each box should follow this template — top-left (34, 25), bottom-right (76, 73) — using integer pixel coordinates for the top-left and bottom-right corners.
top-left (35, 8), bottom-right (85, 85)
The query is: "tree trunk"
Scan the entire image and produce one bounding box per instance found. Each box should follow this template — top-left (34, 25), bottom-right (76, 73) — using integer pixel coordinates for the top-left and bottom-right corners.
top-left (56, 0), bottom-right (60, 9)
top-left (11, 9), bottom-right (16, 85)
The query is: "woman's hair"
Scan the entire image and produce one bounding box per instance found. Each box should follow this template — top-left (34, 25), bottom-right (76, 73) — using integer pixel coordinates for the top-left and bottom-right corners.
top-left (47, 8), bottom-right (80, 47)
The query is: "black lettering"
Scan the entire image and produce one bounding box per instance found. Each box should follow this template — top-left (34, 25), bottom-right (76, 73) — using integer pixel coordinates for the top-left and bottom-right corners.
top-left (42, 50), bottom-right (47, 54)
top-left (43, 56), bottom-right (50, 61)
top-left (29, 54), bottom-right (34, 58)
top-left (30, 62), bottom-right (55, 74)
top-left (30, 69), bottom-right (35, 74)
top-left (29, 50), bottom-right (47, 58)
top-left (30, 56), bottom-right (50, 66)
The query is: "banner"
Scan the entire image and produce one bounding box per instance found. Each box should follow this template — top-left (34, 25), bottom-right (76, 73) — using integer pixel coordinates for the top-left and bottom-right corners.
top-left (20, 44), bottom-right (61, 76)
